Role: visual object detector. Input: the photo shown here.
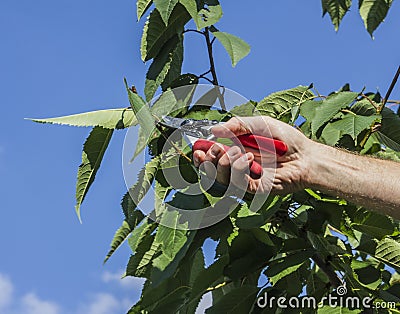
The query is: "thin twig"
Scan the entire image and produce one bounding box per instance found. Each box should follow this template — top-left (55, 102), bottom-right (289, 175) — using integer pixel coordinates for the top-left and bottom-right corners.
top-left (360, 93), bottom-right (378, 110)
top-left (200, 76), bottom-right (214, 84)
top-left (386, 99), bottom-right (400, 105)
top-left (204, 27), bottom-right (218, 86)
top-left (183, 29), bottom-right (205, 36)
top-left (199, 69), bottom-right (212, 77)
top-left (380, 65), bottom-right (400, 113)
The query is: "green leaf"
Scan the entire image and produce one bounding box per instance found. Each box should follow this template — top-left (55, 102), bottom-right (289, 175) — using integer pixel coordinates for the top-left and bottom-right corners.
top-left (154, 210), bottom-right (188, 261)
top-left (161, 39), bottom-right (184, 90)
top-left (104, 219), bottom-right (140, 264)
top-left (264, 250), bottom-right (314, 285)
top-left (351, 210), bottom-right (394, 240)
top-left (322, 0), bottom-right (352, 31)
top-left (154, 0), bottom-right (179, 25)
top-left (144, 35), bottom-right (182, 102)
top-left (380, 107), bottom-right (400, 147)
top-left (126, 233), bottom-right (160, 278)
top-left (126, 156), bottom-right (161, 213)
top-left (230, 100), bottom-right (256, 117)
top-left (137, 0), bottom-right (153, 20)
top-left (125, 79), bottom-right (154, 136)
top-left (75, 126), bottom-right (113, 222)
top-left (258, 86), bottom-right (314, 123)
top-left (197, 0), bottom-right (223, 29)
top-left (311, 92), bottom-right (358, 135)
top-left (374, 237), bottom-right (400, 271)
top-left (128, 219), bottom-right (156, 253)
top-left (211, 31), bottom-right (250, 67)
top-left (359, 0), bottom-right (393, 37)
top-left (28, 108), bottom-right (137, 129)
top-left (141, 4), bottom-right (190, 61)
top-left (190, 255), bottom-right (229, 299)
top-left (179, 0), bottom-right (198, 26)
top-left (320, 113), bottom-right (380, 145)
top-left (205, 286), bottom-right (258, 314)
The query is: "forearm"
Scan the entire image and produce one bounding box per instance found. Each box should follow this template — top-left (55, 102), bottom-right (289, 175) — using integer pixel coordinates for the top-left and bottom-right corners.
top-left (305, 142), bottom-right (400, 219)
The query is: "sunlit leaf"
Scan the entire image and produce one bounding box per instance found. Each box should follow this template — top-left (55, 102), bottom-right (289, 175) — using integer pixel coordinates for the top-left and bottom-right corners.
top-left (211, 31), bottom-right (250, 67)
top-left (359, 0), bottom-right (393, 36)
top-left (75, 126), bottom-right (113, 222)
top-left (28, 108), bottom-right (137, 129)
top-left (321, 0), bottom-right (352, 31)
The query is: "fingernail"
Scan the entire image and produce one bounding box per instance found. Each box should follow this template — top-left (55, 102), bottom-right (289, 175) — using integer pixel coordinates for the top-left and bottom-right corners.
top-left (242, 153), bottom-right (252, 161)
top-left (193, 155), bottom-right (199, 165)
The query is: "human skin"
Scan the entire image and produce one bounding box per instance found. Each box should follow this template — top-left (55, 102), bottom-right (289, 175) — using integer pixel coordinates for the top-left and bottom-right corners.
top-left (192, 116), bottom-right (400, 220)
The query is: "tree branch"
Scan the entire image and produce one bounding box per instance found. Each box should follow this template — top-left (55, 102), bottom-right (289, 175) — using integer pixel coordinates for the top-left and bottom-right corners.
top-left (204, 27), bottom-right (219, 86)
top-left (311, 254), bottom-right (343, 288)
top-left (380, 65), bottom-right (400, 113)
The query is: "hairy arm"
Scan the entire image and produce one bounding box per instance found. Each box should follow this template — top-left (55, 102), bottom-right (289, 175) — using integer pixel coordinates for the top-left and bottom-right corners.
top-left (306, 142), bottom-right (400, 219)
top-left (193, 116), bottom-right (400, 220)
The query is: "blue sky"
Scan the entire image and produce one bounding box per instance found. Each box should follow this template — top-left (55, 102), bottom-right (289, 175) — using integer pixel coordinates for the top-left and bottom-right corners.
top-left (1, 0), bottom-right (400, 313)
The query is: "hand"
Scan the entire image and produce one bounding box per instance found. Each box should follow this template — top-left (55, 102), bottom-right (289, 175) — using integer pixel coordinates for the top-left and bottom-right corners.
top-left (192, 116), bottom-right (316, 194)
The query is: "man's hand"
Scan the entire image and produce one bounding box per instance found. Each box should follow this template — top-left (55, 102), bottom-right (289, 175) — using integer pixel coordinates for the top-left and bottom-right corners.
top-left (192, 116), bottom-right (316, 194)
top-left (193, 116), bottom-right (400, 219)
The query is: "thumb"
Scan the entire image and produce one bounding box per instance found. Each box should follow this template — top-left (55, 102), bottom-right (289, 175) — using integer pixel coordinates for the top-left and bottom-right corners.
top-left (212, 117), bottom-right (251, 138)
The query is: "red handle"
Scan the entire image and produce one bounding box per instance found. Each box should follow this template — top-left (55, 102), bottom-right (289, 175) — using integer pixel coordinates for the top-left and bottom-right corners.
top-left (234, 134), bottom-right (288, 156)
top-left (193, 139), bottom-right (263, 179)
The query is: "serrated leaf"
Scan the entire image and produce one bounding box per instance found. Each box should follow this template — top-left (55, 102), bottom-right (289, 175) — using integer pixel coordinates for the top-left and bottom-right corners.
top-left (197, 0), bottom-right (223, 29)
top-left (75, 126), bottom-right (113, 221)
top-left (154, 210), bottom-right (188, 260)
top-left (211, 31), bottom-right (250, 67)
top-left (311, 92), bottom-right (358, 135)
top-left (154, 0), bottom-right (179, 25)
top-left (264, 250), bottom-right (314, 285)
top-left (137, 0), bottom-right (153, 20)
top-left (380, 107), bottom-right (400, 146)
top-left (179, 0), bottom-right (199, 25)
top-left (230, 100), bottom-right (256, 117)
top-left (141, 4), bottom-right (190, 61)
top-left (161, 39), bottom-right (184, 90)
top-left (144, 35), bottom-right (181, 102)
top-left (104, 220), bottom-right (137, 264)
top-left (374, 237), bottom-right (400, 271)
top-left (126, 233), bottom-right (160, 278)
top-left (320, 113), bottom-right (380, 145)
top-left (126, 156), bottom-right (161, 212)
top-left (28, 108), bottom-right (137, 129)
top-left (359, 0), bottom-right (393, 36)
top-left (205, 286), bottom-right (258, 314)
top-left (125, 79), bottom-right (154, 136)
top-left (128, 219), bottom-right (156, 253)
top-left (322, 0), bottom-right (352, 31)
top-left (258, 86), bottom-right (314, 123)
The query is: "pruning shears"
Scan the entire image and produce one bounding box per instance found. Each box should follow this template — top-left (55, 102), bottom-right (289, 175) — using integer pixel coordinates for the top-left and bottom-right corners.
top-left (158, 116), bottom-right (288, 179)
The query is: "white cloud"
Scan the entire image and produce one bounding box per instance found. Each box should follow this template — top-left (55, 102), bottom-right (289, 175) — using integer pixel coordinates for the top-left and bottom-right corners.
top-left (101, 270), bottom-right (145, 290)
top-left (75, 293), bottom-right (126, 314)
top-left (0, 273), bottom-right (13, 310)
top-left (20, 293), bottom-right (60, 314)
top-left (0, 272), bottom-right (133, 314)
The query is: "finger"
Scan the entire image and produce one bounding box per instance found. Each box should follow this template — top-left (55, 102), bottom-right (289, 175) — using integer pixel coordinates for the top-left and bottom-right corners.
top-left (216, 146), bottom-right (242, 186)
top-left (200, 143), bottom-right (226, 180)
top-left (212, 117), bottom-right (251, 138)
top-left (230, 152), bottom-right (254, 191)
top-left (193, 150), bottom-right (206, 167)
